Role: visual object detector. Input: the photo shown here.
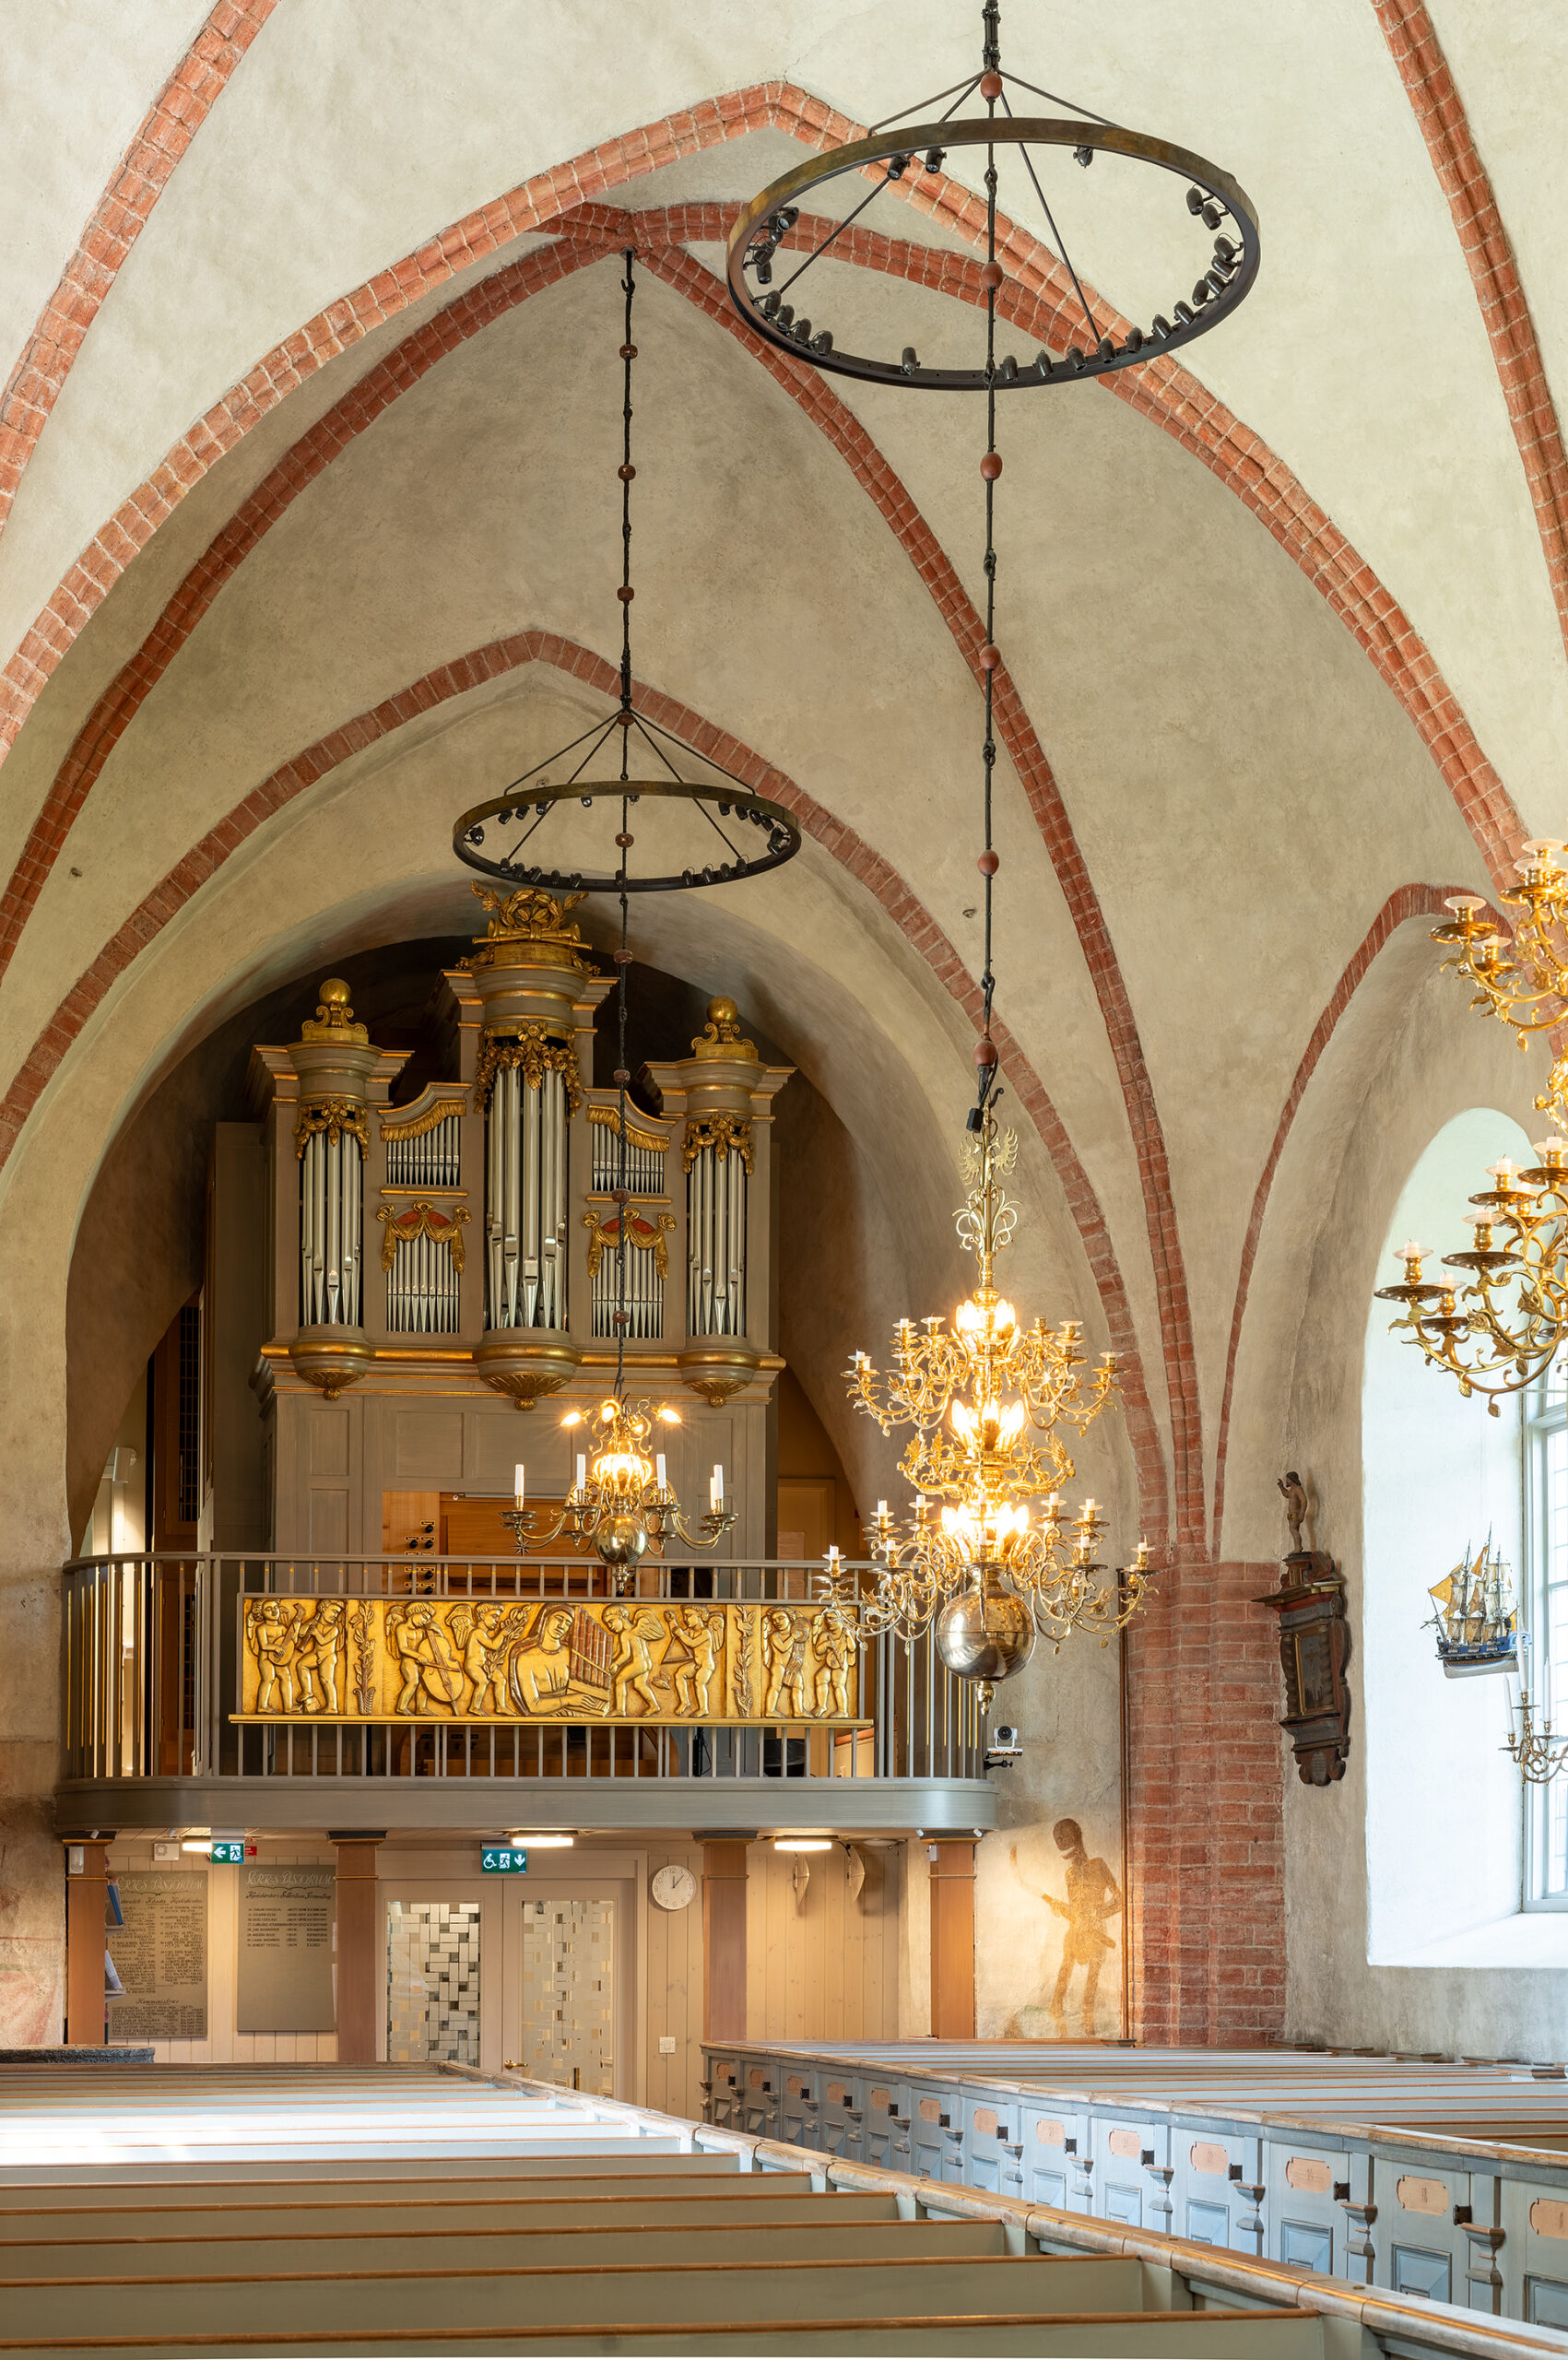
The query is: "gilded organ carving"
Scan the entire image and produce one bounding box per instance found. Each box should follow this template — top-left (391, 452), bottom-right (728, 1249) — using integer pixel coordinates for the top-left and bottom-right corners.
top-left (239, 1596), bottom-right (863, 1726)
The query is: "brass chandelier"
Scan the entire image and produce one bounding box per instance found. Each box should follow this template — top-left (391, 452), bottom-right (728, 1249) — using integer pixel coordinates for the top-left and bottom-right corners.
top-left (505, 1394), bottom-right (735, 1586)
top-left (835, 29), bottom-right (1154, 1700)
top-left (1374, 843), bottom-right (1568, 1407)
top-left (849, 1115), bottom-right (1151, 1683)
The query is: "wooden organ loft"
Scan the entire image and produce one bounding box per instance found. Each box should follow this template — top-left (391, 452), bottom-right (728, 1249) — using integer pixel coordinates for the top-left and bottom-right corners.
top-left (214, 887), bottom-right (791, 1560)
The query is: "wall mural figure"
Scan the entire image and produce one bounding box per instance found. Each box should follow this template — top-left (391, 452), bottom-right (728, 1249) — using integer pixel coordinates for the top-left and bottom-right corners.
top-left (1012, 1820), bottom-right (1123, 2036)
top-left (604, 1602), bottom-right (666, 1717)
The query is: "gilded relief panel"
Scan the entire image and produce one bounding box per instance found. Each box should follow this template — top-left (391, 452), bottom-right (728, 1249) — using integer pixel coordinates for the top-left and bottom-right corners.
top-left (238, 1596), bottom-right (862, 1724)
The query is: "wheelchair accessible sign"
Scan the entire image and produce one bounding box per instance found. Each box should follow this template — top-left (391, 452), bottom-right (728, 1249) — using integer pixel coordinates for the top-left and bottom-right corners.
top-left (480, 1846), bottom-right (528, 1874)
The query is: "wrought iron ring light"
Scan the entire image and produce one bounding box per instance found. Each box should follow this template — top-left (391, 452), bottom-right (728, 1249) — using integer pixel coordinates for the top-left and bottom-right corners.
top-left (725, 4), bottom-right (1260, 393)
top-left (467, 252), bottom-right (797, 1580)
top-left (724, 2), bottom-right (1261, 1703)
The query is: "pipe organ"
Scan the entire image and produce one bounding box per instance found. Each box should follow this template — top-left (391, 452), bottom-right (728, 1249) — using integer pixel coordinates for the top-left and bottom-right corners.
top-left (235, 889), bottom-right (790, 1554)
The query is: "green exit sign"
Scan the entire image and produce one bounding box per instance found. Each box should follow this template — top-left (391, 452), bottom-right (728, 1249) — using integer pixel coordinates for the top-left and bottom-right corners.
top-left (209, 1842), bottom-right (244, 1864)
top-left (481, 1847), bottom-right (527, 1875)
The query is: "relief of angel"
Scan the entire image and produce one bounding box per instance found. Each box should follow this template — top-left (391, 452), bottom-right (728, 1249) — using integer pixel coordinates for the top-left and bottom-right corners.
top-left (252, 1599), bottom-right (299, 1712)
top-left (386, 1602), bottom-right (465, 1716)
top-left (761, 1608), bottom-right (811, 1718)
top-left (293, 1598), bottom-right (345, 1714)
top-left (603, 1602), bottom-right (667, 1717)
top-left (810, 1599), bottom-right (855, 1718)
top-left (663, 1603), bottom-right (724, 1717)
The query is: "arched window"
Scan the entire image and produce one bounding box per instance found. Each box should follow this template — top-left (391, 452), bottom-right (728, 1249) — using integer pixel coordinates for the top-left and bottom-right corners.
top-left (1363, 1107), bottom-right (1528, 1963)
top-left (1522, 1361), bottom-right (1568, 1906)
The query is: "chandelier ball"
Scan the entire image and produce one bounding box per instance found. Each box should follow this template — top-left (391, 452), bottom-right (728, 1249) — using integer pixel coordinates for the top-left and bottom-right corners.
top-left (595, 1515), bottom-right (651, 1569)
top-left (935, 1573), bottom-right (1036, 1690)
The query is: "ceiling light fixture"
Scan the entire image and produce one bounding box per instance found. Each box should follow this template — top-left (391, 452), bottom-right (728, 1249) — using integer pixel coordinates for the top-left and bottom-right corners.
top-left (840, 13), bottom-right (1157, 1705)
top-left (726, 1), bottom-right (1258, 394)
top-left (1375, 853), bottom-right (1568, 1406)
top-left (772, 1836), bottom-right (834, 1852)
top-left (490, 254), bottom-right (742, 1579)
top-left (505, 1833), bottom-right (576, 1848)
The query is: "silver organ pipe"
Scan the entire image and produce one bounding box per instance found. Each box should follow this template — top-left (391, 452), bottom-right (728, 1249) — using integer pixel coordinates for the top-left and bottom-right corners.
top-left (299, 1127), bottom-right (362, 1328)
top-left (486, 1059), bottom-right (569, 1331)
top-left (687, 1143), bottom-right (747, 1338)
top-left (385, 1226), bottom-right (461, 1334)
top-left (384, 1112), bottom-right (461, 1189)
top-left (589, 1110), bottom-right (667, 1340)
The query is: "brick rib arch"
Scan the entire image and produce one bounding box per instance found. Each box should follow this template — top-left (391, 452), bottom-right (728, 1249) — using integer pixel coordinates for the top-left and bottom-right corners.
top-left (0, 0), bottom-right (277, 540)
top-left (1374, 1), bottom-right (1568, 659)
top-left (1209, 882), bottom-right (1464, 1554)
top-left (0, 80), bottom-right (1526, 906)
top-left (0, 629), bottom-right (1169, 1540)
top-left (0, 218), bottom-right (1200, 1545)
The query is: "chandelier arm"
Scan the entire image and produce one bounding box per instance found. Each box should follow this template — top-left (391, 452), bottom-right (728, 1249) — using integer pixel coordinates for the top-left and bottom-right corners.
top-left (997, 93), bottom-right (1101, 343)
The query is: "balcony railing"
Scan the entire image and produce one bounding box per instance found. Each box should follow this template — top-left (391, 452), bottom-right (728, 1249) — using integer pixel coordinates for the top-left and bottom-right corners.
top-left (59, 1553), bottom-right (986, 1788)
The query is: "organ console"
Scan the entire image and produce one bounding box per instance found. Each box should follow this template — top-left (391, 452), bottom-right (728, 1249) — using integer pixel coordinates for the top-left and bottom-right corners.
top-left (239, 888), bottom-right (791, 1557)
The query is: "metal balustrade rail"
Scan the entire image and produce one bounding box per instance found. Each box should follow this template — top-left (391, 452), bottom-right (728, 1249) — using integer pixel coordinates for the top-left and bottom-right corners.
top-left (59, 1553), bottom-right (985, 1788)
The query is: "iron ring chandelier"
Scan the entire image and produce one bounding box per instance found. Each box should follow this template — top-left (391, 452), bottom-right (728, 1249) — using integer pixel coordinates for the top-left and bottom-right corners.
top-left (454, 774), bottom-right (801, 895)
top-left (726, 0), bottom-right (1259, 396)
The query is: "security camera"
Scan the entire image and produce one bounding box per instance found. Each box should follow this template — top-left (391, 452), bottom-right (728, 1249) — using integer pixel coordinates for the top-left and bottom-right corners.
top-left (984, 1724), bottom-right (1023, 1765)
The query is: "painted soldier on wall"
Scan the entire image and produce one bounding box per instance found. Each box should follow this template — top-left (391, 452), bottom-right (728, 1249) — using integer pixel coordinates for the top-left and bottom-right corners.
top-left (1012, 1819), bottom-right (1123, 2037)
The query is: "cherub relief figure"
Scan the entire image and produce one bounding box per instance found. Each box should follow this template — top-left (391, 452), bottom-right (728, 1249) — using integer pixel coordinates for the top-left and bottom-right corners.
top-left (604, 1603), bottom-right (666, 1717)
top-left (252, 1600), bottom-right (298, 1712)
top-left (450, 1602), bottom-right (516, 1716)
top-left (810, 1601), bottom-right (855, 1718)
top-left (387, 1603), bottom-right (465, 1716)
top-left (762, 1609), bottom-right (810, 1717)
top-left (665, 1604), bottom-right (724, 1717)
top-left (293, 1599), bottom-right (345, 1714)
top-left (509, 1606), bottom-right (575, 1716)
top-left (1011, 1819), bottom-right (1123, 2037)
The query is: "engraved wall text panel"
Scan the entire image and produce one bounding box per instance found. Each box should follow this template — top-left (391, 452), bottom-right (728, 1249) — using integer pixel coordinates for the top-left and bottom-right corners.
top-left (237, 1865), bottom-right (336, 2034)
top-left (107, 1870), bottom-right (208, 2042)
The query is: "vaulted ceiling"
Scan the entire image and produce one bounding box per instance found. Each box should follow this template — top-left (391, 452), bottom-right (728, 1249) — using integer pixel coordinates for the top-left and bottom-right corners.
top-left (1, 0), bottom-right (1559, 1564)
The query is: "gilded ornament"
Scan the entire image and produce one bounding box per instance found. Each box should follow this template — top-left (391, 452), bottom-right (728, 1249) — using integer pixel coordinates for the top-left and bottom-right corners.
top-left (467, 881), bottom-right (594, 976)
top-left (238, 1596), bottom-right (863, 1727)
top-left (691, 995), bottom-right (758, 1060)
top-left (683, 1113), bottom-right (753, 1174)
top-left (582, 1203), bottom-right (675, 1280)
top-left (295, 1098), bottom-right (370, 1157)
top-left (380, 1094), bottom-right (467, 1144)
top-left (588, 1102), bottom-right (668, 1157)
top-left (377, 1198), bottom-right (470, 1275)
top-left (474, 1022), bottom-right (584, 1115)
top-left (298, 976), bottom-right (369, 1044)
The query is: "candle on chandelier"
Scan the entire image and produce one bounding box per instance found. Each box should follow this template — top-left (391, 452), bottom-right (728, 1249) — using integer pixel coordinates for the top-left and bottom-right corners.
top-left (513, 1463), bottom-right (525, 1509)
top-left (876, 1499), bottom-right (888, 1524)
top-left (655, 1453), bottom-right (666, 1488)
top-left (575, 1453), bottom-right (587, 1493)
top-left (710, 1464), bottom-right (725, 1514)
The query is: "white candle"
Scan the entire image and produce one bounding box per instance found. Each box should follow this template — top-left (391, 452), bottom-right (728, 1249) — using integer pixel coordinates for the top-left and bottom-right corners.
top-left (575, 1453), bottom-right (586, 1492)
top-left (513, 1463), bottom-right (525, 1509)
top-left (877, 1499), bottom-right (888, 1520)
top-left (655, 1453), bottom-right (666, 1488)
top-left (711, 1463), bottom-right (724, 1513)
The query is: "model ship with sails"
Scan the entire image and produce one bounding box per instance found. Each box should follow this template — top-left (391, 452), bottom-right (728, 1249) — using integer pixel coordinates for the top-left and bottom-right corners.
top-left (1426, 1538), bottom-right (1517, 1678)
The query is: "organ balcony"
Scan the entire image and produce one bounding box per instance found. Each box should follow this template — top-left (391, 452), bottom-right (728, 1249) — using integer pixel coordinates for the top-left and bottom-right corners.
top-left (58, 901), bottom-right (996, 1838)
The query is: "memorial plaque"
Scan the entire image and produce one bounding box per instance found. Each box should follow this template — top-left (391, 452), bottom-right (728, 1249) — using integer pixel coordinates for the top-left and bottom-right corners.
top-left (238, 1864), bottom-right (336, 2034)
top-left (106, 1870), bottom-right (207, 2041)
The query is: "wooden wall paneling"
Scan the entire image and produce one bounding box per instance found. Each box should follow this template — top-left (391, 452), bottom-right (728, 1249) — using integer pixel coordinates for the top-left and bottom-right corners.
top-left (65, 1841), bottom-right (109, 2047)
top-left (702, 1840), bottom-right (749, 2043)
top-left (929, 1838), bottom-right (976, 2040)
top-left (334, 1836), bottom-right (383, 2064)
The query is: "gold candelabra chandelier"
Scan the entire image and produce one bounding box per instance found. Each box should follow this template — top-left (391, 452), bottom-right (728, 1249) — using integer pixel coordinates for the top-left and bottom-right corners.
top-left (1373, 842), bottom-right (1568, 1407)
top-left (846, 1110), bottom-right (1151, 1698)
top-left (506, 1395), bottom-right (736, 1587)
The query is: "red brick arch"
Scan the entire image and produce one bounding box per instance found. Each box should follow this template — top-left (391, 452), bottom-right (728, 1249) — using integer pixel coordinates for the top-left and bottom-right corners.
top-left (0, 215), bottom-right (1203, 1546)
top-left (0, 1), bottom-right (277, 538)
top-left (0, 628), bottom-right (1169, 1540)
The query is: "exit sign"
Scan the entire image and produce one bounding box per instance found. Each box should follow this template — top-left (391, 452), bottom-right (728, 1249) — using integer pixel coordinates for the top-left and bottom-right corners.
top-left (209, 1841), bottom-right (244, 1864)
top-left (481, 1847), bottom-right (527, 1874)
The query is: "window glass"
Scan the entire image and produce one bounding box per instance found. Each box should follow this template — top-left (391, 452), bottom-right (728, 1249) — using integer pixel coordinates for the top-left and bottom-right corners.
top-left (1524, 1368), bottom-right (1568, 1902)
top-left (385, 1899), bottom-right (481, 2063)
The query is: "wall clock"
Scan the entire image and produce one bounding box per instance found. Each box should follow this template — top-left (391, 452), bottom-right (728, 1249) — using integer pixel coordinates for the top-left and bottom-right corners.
top-left (651, 1864), bottom-right (698, 1912)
